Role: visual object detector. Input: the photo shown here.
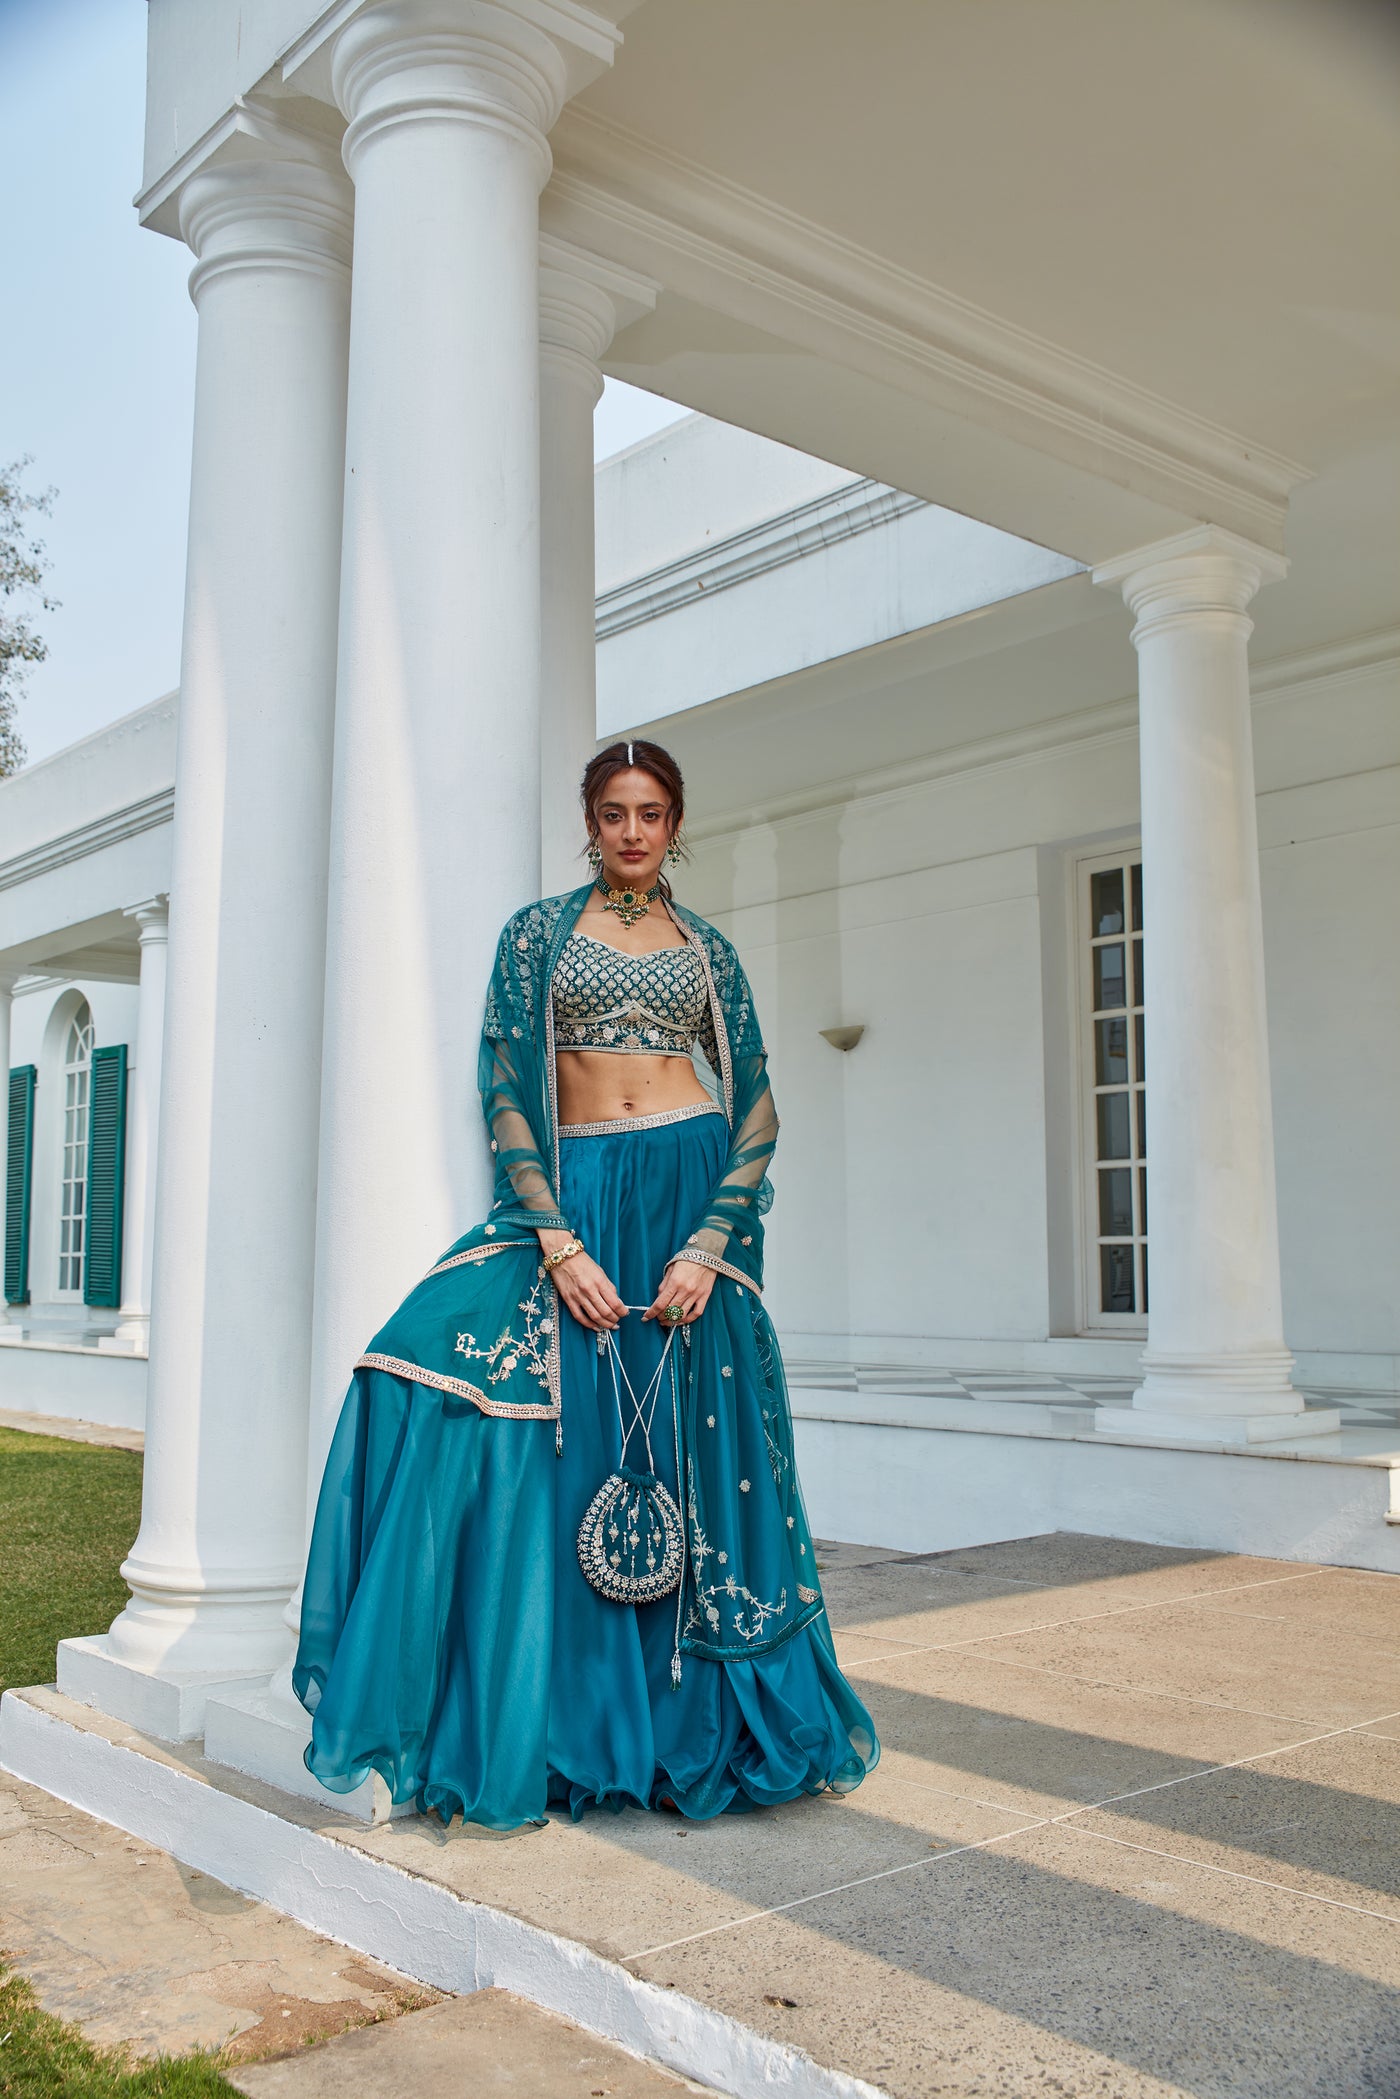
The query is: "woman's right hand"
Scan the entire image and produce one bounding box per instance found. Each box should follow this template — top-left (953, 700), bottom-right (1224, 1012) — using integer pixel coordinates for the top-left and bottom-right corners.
top-left (538, 1234), bottom-right (626, 1331)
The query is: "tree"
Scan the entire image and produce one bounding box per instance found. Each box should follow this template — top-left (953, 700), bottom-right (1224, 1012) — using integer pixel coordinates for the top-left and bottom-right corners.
top-left (0, 459), bottom-right (58, 779)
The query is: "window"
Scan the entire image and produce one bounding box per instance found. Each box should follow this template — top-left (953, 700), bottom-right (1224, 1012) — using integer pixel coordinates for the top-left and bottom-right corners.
top-left (57, 1004), bottom-right (94, 1296)
top-left (1079, 852), bottom-right (1146, 1326)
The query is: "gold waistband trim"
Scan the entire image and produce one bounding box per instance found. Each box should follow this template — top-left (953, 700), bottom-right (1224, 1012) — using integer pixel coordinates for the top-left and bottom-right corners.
top-left (558, 1101), bottom-right (725, 1139)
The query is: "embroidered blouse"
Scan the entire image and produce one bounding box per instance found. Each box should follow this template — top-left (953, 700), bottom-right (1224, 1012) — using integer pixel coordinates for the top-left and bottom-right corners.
top-left (552, 930), bottom-right (713, 1059)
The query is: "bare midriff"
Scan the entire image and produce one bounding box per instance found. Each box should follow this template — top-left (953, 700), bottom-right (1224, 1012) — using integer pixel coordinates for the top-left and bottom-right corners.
top-left (555, 1048), bottom-right (712, 1126)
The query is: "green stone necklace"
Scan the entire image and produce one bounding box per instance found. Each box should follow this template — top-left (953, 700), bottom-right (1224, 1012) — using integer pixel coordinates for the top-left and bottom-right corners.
top-left (595, 870), bottom-right (661, 929)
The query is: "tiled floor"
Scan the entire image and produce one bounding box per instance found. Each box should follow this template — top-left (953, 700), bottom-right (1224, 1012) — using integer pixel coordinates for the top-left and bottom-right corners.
top-left (787, 1361), bottom-right (1400, 1461)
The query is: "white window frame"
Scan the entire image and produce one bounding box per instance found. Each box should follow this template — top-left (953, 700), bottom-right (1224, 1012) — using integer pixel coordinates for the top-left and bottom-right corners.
top-left (56, 1005), bottom-right (94, 1300)
top-left (1073, 845), bottom-right (1146, 1336)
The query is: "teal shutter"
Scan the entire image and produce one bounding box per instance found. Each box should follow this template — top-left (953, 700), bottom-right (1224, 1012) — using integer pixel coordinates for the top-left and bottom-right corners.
top-left (83, 1044), bottom-right (128, 1309)
top-left (5, 1065), bottom-right (37, 1306)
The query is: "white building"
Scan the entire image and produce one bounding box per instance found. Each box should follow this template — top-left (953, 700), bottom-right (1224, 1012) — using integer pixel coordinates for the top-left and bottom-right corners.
top-left (0, 0), bottom-right (1396, 1781)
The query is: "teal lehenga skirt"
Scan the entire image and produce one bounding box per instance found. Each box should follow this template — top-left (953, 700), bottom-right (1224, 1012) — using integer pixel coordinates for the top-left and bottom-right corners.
top-left (294, 1105), bottom-right (877, 1829)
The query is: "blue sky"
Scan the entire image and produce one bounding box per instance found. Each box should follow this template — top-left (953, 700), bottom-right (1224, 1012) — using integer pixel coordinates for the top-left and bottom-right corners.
top-left (0, 0), bottom-right (685, 769)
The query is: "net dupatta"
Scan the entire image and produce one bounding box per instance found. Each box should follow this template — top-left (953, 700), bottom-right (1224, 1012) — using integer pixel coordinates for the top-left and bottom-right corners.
top-left (479, 886), bottom-right (776, 1298)
top-left (662, 898), bottom-right (776, 1292)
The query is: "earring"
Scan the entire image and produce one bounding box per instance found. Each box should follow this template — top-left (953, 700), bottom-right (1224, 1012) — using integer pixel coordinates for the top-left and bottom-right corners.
top-left (587, 839), bottom-right (602, 871)
top-left (666, 834), bottom-right (683, 867)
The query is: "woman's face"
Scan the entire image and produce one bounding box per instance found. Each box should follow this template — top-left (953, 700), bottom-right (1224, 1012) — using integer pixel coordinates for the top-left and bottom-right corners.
top-left (590, 768), bottom-right (676, 889)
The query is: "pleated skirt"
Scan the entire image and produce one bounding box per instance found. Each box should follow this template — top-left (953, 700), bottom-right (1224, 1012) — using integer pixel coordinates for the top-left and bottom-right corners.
top-left (296, 1104), bottom-right (877, 1829)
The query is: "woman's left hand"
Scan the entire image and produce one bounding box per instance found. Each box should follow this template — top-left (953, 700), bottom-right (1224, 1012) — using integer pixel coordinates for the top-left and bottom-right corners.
top-left (643, 1259), bottom-right (717, 1326)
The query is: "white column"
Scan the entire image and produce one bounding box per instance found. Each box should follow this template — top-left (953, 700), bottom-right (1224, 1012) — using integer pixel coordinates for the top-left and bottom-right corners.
top-left (106, 899), bottom-right (169, 1352)
top-left (201, 2), bottom-right (626, 1814)
top-left (299, 4), bottom-right (620, 1514)
top-left (57, 132), bottom-right (355, 1739)
top-left (538, 236), bottom-right (655, 893)
top-left (0, 965), bottom-right (21, 1335)
top-left (1091, 526), bottom-right (1337, 1444)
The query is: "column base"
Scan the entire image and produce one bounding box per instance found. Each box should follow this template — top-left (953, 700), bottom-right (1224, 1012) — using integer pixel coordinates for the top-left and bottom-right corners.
top-left (202, 1680), bottom-right (402, 1824)
top-left (1096, 1350), bottom-right (1340, 1443)
top-left (55, 1635), bottom-right (267, 1742)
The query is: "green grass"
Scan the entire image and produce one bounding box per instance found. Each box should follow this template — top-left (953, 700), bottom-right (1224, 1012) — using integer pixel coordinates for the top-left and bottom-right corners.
top-left (0, 1427), bottom-right (143, 1693)
top-left (0, 1963), bottom-right (243, 2098)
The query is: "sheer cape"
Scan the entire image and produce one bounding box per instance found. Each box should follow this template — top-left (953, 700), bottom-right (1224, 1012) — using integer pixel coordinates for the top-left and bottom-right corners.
top-left (348, 883), bottom-right (824, 1664)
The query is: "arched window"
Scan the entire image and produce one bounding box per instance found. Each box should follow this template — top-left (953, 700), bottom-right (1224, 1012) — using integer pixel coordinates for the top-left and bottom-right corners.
top-left (57, 1002), bottom-right (95, 1296)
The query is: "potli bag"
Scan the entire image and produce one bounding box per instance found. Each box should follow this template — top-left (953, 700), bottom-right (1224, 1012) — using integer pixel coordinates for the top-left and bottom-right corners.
top-left (577, 1323), bottom-right (685, 1608)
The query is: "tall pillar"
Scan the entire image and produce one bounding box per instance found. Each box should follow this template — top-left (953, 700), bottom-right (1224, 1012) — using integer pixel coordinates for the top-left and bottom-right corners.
top-left (0, 965), bottom-right (21, 1335)
top-left (1091, 526), bottom-right (1338, 1444)
top-left (538, 235), bottom-right (655, 893)
top-left (298, 3), bottom-right (620, 1515)
top-left (57, 127), bottom-right (354, 1739)
top-left (107, 898), bottom-right (169, 1351)
top-left (200, 1), bottom-right (626, 1813)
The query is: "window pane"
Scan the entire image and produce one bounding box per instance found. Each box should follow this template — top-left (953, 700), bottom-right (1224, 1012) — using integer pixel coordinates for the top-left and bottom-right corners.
top-left (1139, 1166), bottom-right (1148, 1233)
top-left (1094, 943), bottom-right (1126, 1011)
top-left (1097, 1091), bottom-right (1131, 1160)
top-left (1098, 1167), bottom-right (1133, 1236)
top-left (1135, 1011), bottom-right (1145, 1081)
top-left (1095, 1017), bottom-right (1129, 1085)
top-left (1092, 868), bottom-right (1124, 937)
top-left (1131, 860), bottom-right (1143, 932)
top-left (1100, 1243), bottom-right (1136, 1314)
top-left (1140, 1243), bottom-right (1149, 1315)
top-left (1132, 937), bottom-right (1144, 1008)
top-left (1136, 1088), bottom-right (1147, 1157)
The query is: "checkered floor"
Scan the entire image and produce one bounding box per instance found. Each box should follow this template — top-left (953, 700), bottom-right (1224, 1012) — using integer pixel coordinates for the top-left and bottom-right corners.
top-left (784, 1358), bottom-right (1400, 1457)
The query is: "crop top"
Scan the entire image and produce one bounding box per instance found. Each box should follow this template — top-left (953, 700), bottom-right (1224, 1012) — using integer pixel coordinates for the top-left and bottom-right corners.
top-left (552, 930), bottom-right (711, 1058)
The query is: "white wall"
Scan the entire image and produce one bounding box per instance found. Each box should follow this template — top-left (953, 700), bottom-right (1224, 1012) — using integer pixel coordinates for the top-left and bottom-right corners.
top-left (595, 418), bottom-right (1082, 737)
top-left (1256, 663), bottom-right (1400, 1372)
top-left (684, 657), bottom-right (1400, 1380)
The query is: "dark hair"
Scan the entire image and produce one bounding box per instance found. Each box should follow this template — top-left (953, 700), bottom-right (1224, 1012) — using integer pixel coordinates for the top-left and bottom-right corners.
top-left (581, 740), bottom-right (687, 895)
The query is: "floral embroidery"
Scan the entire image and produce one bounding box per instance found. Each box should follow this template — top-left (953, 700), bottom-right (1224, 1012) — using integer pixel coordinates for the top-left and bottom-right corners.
top-left (739, 1479), bottom-right (750, 1493)
top-left (684, 1459), bottom-right (791, 1650)
top-left (552, 935), bottom-right (708, 1057)
top-left (453, 1266), bottom-right (552, 1396)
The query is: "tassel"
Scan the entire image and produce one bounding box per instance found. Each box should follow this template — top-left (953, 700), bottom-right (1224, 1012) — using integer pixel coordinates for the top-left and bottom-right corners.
top-left (671, 1651), bottom-right (682, 1687)
top-left (555, 1417), bottom-right (563, 1456)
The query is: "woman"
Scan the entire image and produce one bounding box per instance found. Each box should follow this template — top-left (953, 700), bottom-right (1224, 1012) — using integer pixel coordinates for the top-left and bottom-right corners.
top-left (294, 739), bottom-right (877, 1828)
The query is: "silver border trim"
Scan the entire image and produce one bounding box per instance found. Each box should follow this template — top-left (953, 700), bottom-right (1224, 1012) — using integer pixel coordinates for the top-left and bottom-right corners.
top-left (558, 1101), bottom-right (726, 1139)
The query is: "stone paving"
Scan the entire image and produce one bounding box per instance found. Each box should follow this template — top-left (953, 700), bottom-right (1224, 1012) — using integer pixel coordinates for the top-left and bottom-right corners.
top-left (0, 1769), bottom-right (703, 2092)
top-left (6, 1531), bottom-right (1400, 2096)
top-left (0, 1765), bottom-right (438, 2062)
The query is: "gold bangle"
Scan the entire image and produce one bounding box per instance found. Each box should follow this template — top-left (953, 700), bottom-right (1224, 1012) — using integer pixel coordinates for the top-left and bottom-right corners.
top-left (543, 1238), bottom-right (585, 1273)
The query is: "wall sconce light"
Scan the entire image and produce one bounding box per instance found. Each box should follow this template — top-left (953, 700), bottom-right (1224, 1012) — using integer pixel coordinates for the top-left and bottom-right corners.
top-left (819, 1025), bottom-right (865, 1052)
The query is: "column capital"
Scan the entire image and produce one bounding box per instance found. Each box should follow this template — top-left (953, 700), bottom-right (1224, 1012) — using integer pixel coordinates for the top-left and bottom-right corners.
top-left (1092, 525), bottom-right (1288, 648)
top-left (286, 1), bottom-right (623, 191)
top-left (174, 123), bottom-right (354, 308)
top-left (539, 233), bottom-right (657, 397)
top-left (137, 102), bottom-right (353, 297)
top-left (123, 896), bottom-right (170, 943)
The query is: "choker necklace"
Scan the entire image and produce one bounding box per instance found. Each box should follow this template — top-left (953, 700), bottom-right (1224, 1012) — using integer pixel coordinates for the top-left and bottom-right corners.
top-left (596, 870), bottom-right (661, 929)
